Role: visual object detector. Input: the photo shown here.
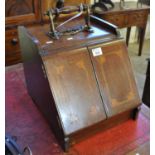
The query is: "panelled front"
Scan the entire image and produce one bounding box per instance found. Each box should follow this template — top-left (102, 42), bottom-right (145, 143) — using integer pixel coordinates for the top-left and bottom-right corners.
top-left (88, 40), bottom-right (141, 117)
top-left (43, 48), bottom-right (107, 136)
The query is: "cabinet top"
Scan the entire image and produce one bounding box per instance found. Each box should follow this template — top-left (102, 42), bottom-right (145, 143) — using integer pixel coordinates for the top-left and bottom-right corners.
top-left (24, 15), bottom-right (120, 56)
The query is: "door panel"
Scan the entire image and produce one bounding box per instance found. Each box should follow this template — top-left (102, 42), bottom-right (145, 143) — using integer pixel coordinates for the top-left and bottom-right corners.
top-left (5, 0), bottom-right (40, 25)
top-left (89, 40), bottom-right (141, 117)
top-left (6, 0), bottom-right (34, 17)
top-left (43, 47), bottom-right (107, 135)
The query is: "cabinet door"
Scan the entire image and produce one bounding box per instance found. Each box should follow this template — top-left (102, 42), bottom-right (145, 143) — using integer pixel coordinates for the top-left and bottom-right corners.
top-left (88, 40), bottom-right (141, 117)
top-left (5, 0), bottom-right (41, 25)
top-left (43, 47), bottom-right (107, 136)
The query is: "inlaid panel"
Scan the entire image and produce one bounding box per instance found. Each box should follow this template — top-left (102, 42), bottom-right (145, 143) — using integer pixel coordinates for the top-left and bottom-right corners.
top-left (43, 47), bottom-right (107, 135)
top-left (89, 40), bottom-right (141, 117)
top-left (5, 0), bottom-right (34, 17)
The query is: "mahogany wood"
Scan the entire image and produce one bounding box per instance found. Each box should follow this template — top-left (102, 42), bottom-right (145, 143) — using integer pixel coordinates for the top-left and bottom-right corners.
top-left (43, 47), bottom-right (107, 136)
top-left (18, 16), bottom-right (141, 151)
top-left (89, 40), bottom-right (141, 117)
top-left (18, 26), bottom-right (66, 150)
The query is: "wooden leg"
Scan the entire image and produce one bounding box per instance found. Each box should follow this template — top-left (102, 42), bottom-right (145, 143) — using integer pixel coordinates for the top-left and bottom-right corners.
top-left (63, 137), bottom-right (70, 152)
top-left (126, 27), bottom-right (131, 46)
top-left (137, 27), bottom-right (141, 43)
top-left (138, 26), bottom-right (146, 56)
top-left (132, 106), bottom-right (141, 120)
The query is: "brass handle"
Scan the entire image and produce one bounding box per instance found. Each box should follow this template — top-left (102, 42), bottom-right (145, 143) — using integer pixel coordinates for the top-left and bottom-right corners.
top-left (11, 38), bottom-right (18, 45)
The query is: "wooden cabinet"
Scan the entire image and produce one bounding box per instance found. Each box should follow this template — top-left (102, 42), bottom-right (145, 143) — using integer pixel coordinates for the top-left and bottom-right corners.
top-left (18, 16), bottom-right (141, 151)
top-left (5, 0), bottom-right (41, 66)
top-left (44, 47), bottom-right (107, 135)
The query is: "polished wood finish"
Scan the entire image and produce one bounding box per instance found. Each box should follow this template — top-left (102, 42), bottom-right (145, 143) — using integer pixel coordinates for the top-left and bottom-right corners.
top-left (89, 40), bottom-right (140, 117)
top-left (25, 16), bottom-right (118, 54)
top-left (44, 47), bottom-right (107, 135)
top-left (18, 16), bottom-right (141, 151)
top-left (94, 1), bottom-right (150, 56)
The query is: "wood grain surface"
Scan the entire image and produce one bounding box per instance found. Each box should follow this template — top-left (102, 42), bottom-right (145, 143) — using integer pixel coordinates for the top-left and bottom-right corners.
top-left (44, 47), bottom-right (107, 135)
top-left (89, 40), bottom-right (141, 117)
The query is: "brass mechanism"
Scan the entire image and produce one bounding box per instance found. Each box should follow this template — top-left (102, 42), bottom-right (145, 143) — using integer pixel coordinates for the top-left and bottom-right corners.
top-left (44, 4), bottom-right (93, 39)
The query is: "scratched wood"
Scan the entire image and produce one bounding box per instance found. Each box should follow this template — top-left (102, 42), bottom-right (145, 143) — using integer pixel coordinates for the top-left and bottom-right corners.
top-left (43, 47), bottom-right (107, 135)
top-left (89, 40), bottom-right (141, 117)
